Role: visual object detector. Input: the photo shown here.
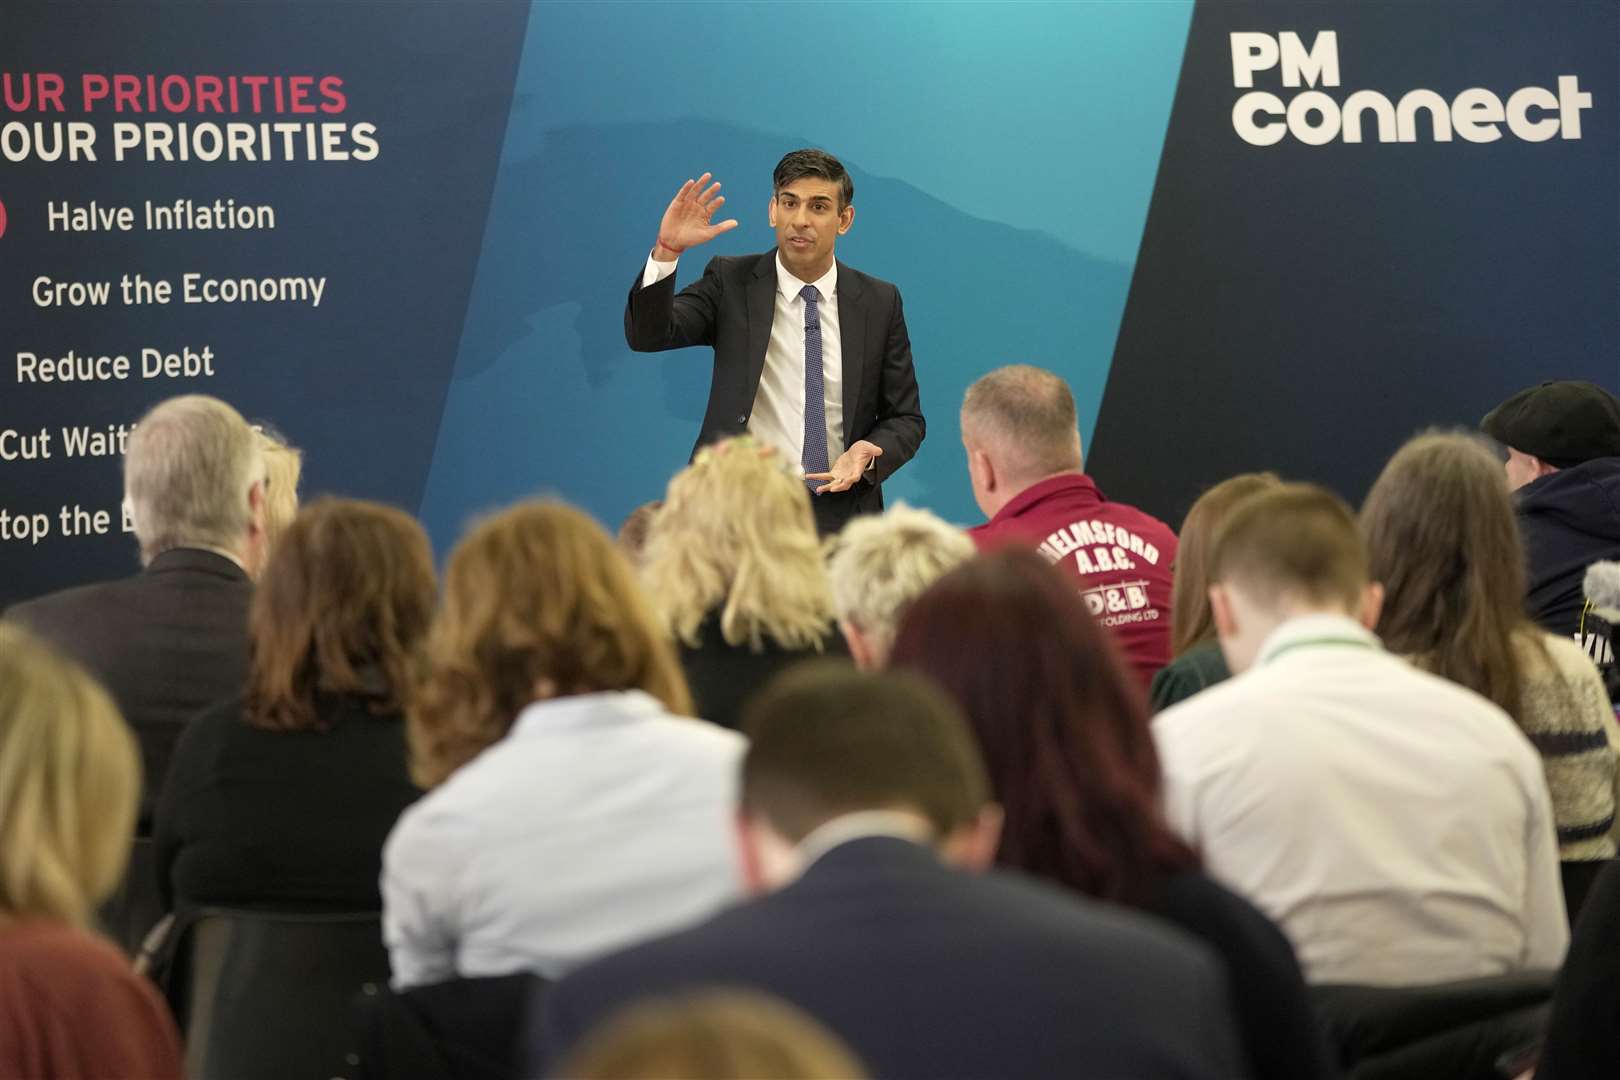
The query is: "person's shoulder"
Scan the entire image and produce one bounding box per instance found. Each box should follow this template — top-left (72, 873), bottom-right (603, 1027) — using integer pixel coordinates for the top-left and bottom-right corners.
top-left (1525, 629), bottom-right (1604, 682)
top-left (0, 921), bottom-right (144, 988)
top-left (6, 575), bottom-right (132, 626)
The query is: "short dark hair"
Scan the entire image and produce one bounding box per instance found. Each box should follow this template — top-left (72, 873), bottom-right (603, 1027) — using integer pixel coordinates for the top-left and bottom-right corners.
top-left (888, 549), bottom-right (1196, 906)
top-left (773, 149), bottom-right (853, 209)
top-left (1209, 483), bottom-right (1367, 612)
top-left (740, 661), bottom-right (987, 842)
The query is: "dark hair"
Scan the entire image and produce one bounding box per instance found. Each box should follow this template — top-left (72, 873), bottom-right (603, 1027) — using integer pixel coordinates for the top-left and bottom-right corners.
top-left (773, 149), bottom-right (853, 209)
top-left (888, 549), bottom-right (1196, 906)
top-left (1209, 483), bottom-right (1366, 612)
top-left (1361, 431), bottom-right (1542, 721)
top-left (245, 498), bottom-right (437, 732)
top-left (740, 661), bottom-right (987, 842)
top-left (1170, 472), bottom-right (1283, 655)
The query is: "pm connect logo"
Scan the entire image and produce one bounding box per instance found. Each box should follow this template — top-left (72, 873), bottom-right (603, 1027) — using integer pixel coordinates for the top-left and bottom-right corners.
top-left (1231, 31), bottom-right (1592, 146)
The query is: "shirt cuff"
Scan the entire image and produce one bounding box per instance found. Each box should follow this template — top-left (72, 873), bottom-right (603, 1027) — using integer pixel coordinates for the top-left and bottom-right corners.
top-left (642, 252), bottom-right (678, 289)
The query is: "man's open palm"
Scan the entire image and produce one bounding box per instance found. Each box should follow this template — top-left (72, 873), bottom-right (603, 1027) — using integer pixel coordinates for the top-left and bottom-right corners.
top-left (658, 173), bottom-right (739, 253)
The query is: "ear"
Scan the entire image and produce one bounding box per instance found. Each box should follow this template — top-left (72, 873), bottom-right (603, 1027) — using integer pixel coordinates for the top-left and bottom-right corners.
top-left (1534, 456), bottom-right (1561, 480)
top-left (971, 447), bottom-right (997, 494)
top-left (1209, 583), bottom-right (1238, 641)
top-left (941, 805), bottom-right (1004, 873)
top-left (837, 203), bottom-right (855, 236)
top-left (1358, 581), bottom-right (1385, 631)
top-left (767, 195), bottom-right (778, 228)
top-left (841, 619), bottom-right (877, 671)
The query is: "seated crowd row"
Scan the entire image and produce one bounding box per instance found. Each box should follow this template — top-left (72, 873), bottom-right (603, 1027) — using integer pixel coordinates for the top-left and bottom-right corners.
top-left (2, 372), bottom-right (1619, 1079)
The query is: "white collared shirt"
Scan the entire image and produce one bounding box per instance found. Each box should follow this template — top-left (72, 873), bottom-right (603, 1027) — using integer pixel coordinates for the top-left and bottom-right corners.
top-left (381, 690), bottom-right (746, 988)
top-left (644, 252), bottom-right (844, 463)
top-left (1153, 613), bottom-right (1568, 986)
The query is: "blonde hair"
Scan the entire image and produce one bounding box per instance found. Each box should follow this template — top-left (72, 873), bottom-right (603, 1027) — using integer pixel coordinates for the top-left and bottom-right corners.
top-left (409, 501), bottom-right (693, 788)
top-left (251, 426), bottom-right (303, 577)
top-left (825, 504), bottom-right (976, 657)
top-left (561, 991), bottom-right (868, 1080)
top-left (641, 437), bottom-right (837, 651)
top-left (124, 394), bottom-right (263, 565)
top-left (1170, 473), bottom-right (1282, 655)
top-left (0, 626), bottom-right (140, 927)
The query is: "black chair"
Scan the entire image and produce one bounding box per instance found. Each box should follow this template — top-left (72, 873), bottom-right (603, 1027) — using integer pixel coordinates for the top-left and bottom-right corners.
top-left (356, 972), bottom-right (544, 1080)
top-left (97, 834), bottom-right (166, 954)
top-left (1536, 860), bottom-right (1620, 1079)
top-left (1311, 971), bottom-right (1556, 1080)
top-left (1559, 858), bottom-right (1614, 926)
top-left (156, 908), bottom-right (390, 1080)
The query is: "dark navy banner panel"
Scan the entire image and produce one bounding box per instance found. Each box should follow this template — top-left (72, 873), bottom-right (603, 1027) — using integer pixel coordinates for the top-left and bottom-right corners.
top-left (0, 3), bottom-right (527, 606)
top-left (1091, 1), bottom-right (1619, 525)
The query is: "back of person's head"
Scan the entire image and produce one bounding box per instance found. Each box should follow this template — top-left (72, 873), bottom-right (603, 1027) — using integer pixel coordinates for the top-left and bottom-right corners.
top-left (824, 504), bottom-right (975, 669)
top-left (616, 501), bottom-right (663, 565)
top-left (888, 549), bottom-right (1195, 906)
top-left (558, 990), bottom-right (868, 1080)
top-left (249, 425), bottom-right (303, 578)
top-left (641, 436), bottom-right (835, 652)
top-left (246, 498), bottom-right (436, 733)
top-left (1361, 431), bottom-right (1536, 720)
top-left (1170, 472), bottom-right (1283, 656)
top-left (738, 663), bottom-right (994, 885)
top-left (1207, 484), bottom-right (1375, 672)
top-left (961, 365), bottom-right (1083, 480)
top-left (124, 394), bottom-right (264, 565)
top-left (0, 626), bottom-right (139, 926)
top-left (410, 500), bottom-right (692, 788)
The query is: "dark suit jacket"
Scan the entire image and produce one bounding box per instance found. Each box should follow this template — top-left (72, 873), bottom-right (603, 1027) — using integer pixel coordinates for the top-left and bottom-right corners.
top-left (625, 251), bottom-right (925, 533)
top-left (535, 836), bottom-right (1249, 1080)
top-left (678, 613), bottom-right (850, 731)
top-left (6, 548), bottom-right (252, 829)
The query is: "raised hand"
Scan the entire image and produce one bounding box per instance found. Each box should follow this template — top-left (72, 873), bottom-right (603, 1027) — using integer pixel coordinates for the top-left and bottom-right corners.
top-left (654, 173), bottom-right (739, 259)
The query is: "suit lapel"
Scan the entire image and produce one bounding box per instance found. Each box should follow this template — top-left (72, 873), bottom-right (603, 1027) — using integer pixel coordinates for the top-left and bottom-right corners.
top-left (837, 260), bottom-right (865, 442)
top-left (745, 254), bottom-right (776, 399)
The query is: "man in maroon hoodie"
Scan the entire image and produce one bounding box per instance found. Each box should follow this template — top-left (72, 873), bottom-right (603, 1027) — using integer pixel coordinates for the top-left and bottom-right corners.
top-left (962, 365), bottom-right (1177, 686)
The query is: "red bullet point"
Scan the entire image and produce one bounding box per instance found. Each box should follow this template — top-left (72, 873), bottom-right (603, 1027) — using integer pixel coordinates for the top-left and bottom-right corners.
top-left (0, 199), bottom-right (7, 240)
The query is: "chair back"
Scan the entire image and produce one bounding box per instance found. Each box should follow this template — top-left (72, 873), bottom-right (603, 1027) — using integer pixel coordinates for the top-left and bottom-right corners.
top-left (1559, 859), bottom-right (1615, 925)
top-left (164, 908), bottom-right (389, 1080)
top-left (97, 834), bottom-right (166, 953)
top-left (356, 973), bottom-right (544, 1080)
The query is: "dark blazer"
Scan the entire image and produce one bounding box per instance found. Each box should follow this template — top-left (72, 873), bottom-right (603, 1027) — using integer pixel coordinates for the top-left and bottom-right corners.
top-left (5, 548), bottom-right (252, 829)
top-left (534, 836), bottom-right (1249, 1080)
top-left (153, 693), bottom-right (421, 913)
top-left (678, 614), bottom-right (850, 731)
top-left (625, 251), bottom-right (925, 534)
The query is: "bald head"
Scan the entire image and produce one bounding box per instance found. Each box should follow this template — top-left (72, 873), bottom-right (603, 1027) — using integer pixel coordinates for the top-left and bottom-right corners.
top-left (961, 365), bottom-right (1084, 517)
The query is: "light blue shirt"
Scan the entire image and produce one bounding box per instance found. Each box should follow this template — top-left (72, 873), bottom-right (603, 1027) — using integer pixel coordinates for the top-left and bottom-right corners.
top-left (382, 690), bottom-right (746, 988)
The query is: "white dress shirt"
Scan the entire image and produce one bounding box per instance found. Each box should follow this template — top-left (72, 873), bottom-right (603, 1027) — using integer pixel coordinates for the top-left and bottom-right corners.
top-left (1153, 614), bottom-right (1569, 986)
top-left (644, 252), bottom-right (844, 463)
top-left (381, 690), bottom-right (745, 988)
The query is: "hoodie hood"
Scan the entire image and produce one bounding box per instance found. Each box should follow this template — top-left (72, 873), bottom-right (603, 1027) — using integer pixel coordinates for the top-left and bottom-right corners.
top-left (1516, 456), bottom-right (1620, 639)
top-left (1518, 456), bottom-right (1620, 542)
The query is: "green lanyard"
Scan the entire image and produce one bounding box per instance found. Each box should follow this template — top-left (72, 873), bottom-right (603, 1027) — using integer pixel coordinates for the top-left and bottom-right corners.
top-left (1260, 636), bottom-right (1376, 666)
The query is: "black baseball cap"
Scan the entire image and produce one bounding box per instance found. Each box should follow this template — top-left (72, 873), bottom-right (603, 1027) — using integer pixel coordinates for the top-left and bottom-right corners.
top-left (1481, 381), bottom-right (1620, 467)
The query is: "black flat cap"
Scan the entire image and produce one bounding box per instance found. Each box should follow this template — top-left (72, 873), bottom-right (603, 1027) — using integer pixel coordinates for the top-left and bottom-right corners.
top-left (1481, 381), bottom-right (1620, 467)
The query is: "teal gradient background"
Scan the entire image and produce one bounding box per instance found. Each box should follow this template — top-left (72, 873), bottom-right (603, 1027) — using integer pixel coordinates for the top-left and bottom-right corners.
top-left (420, 1), bottom-right (1193, 546)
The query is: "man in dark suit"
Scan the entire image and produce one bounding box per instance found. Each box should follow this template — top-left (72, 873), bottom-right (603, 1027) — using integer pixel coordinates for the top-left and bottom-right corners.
top-left (533, 664), bottom-right (1249, 1080)
top-left (625, 149), bottom-right (924, 535)
top-left (6, 394), bottom-right (265, 832)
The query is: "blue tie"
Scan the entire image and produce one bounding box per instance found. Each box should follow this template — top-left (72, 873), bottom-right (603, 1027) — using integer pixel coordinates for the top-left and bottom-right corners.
top-left (800, 284), bottom-right (829, 486)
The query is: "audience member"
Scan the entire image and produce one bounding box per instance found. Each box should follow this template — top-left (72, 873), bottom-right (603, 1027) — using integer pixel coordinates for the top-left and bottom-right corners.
top-left (5, 394), bottom-right (264, 829)
top-left (1154, 484), bottom-right (1568, 985)
top-left (535, 664), bottom-right (1249, 1080)
top-left (960, 365), bottom-right (1177, 686)
top-left (246, 424), bottom-right (304, 579)
top-left (1149, 472), bottom-right (1282, 711)
top-left (153, 499), bottom-right (430, 913)
top-left (557, 990), bottom-right (868, 1080)
top-left (890, 549), bottom-right (1335, 1080)
top-left (1362, 432), bottom-right (1620, 861)
top-left (383, 501), bottom-right (744, 987)
top-left (0, 626), bottom-right (183, 1080)
top-left (824, 503), bottom-right (974, 669)
top-left (640, 436), bottom-right (847, 729)
top-left (615, 500), bottom-right (662, 565)
top-left (1482, 380), bottom-right (1620, 648)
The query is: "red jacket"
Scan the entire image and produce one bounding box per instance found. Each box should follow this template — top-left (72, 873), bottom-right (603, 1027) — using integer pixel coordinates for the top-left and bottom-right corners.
top-left (970, 474), bottom-right (1178, 686)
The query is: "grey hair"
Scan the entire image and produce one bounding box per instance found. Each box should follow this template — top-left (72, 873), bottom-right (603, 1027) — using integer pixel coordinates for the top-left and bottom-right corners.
top-left (124, 395), bottom-right (263, 564)
top-left (960, 364), bottom-right (1084, 479)
top-left (825, 504), bottom-right (976, 659)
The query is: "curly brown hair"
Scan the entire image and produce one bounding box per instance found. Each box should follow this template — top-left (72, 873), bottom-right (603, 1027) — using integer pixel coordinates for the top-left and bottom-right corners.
top-left (245, 498), bottom-right (436, 733)
top-left (409, 500), bottom-right (693, 788)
